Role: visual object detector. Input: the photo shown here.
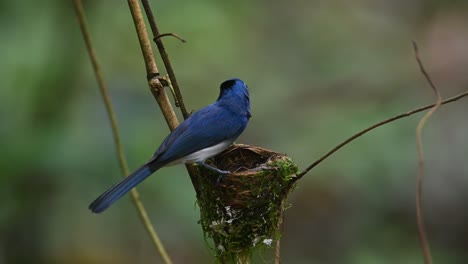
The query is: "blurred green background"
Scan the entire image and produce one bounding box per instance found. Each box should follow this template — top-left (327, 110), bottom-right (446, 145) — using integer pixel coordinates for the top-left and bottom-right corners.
top-left (1, 0), bottom-right (468, 263)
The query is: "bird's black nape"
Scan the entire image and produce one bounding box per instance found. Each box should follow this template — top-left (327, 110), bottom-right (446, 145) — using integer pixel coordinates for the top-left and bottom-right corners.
top-left (218, 78), bottom-right (246, 101)
top-left (220, 79), bottom-right (238, 91)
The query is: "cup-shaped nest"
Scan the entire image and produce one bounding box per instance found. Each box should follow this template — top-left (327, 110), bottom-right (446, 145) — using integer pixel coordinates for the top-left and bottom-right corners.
top-left (196, 144), bottom-right (298, 262)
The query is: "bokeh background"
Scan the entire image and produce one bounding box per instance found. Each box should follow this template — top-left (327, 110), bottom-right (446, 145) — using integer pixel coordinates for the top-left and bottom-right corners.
top-left (1, 0), bottom-right (468, 263)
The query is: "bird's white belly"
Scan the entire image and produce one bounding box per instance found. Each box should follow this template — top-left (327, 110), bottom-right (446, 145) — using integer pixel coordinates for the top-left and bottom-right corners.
top-left (171, 140), bottom-right (232, 165)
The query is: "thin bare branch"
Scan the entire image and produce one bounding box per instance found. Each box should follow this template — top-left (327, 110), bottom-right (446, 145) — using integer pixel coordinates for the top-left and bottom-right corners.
top-left (275, 236), bottom-right (281, 264)
top-left (413, 41), bottom-right (441, 98)
top-left (413, 40), bottom-right (442, 264)
top-left (141, 0), bottom-right (190, 118)
top-left (73, 1), bottom-right (172, 264)
top-left (295, 90), bottom-right (468, 181)
top-left (154, 32), bottom-right (187, 43)
top-left (125, 1), bottom-right (178, 263)
top-left (136, 0), bottom-right (201, 194)
top-left (73, 0), bottom-right (125, 172)
top-left (127, 0), bottom-right (179, 130)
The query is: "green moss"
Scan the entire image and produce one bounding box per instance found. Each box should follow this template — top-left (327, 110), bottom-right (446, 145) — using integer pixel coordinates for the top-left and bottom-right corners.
top-left (195, 145), bottom-right (298, 263)
top-left (267, 156), bottom-right (299, 180)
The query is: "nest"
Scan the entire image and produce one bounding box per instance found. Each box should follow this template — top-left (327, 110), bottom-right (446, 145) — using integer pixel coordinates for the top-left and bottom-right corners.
top-left (196, 144), bottom-right (298, 262)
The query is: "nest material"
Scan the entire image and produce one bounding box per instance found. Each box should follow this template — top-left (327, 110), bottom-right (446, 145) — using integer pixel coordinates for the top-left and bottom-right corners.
top-left (196, 144), bottom-right (298, 262)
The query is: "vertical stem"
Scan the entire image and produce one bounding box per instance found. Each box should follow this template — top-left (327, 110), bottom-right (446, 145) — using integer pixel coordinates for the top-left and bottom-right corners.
top-left (126, 0), bottom-right (204, 258)
top-left (73, 0), bottom-right (127, 176)
top-left (127, 0), bottom-right (179, 130)
top-left (275, 199), bottom-right (285, 264)
top-left (413, 41), bottom-right (441, 264)
top-left (238, 253), bottom-right (251, 264)
top-left (141, 0), bottom-right (190, 119)
top-left (132, 0), bottom-right (201, 195)
top-left (73, 1), bottom-right (173, 264)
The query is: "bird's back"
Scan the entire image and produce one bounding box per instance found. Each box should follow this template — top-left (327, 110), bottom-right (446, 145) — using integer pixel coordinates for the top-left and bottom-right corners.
top-left (149, 102), bottom-right (248, 167)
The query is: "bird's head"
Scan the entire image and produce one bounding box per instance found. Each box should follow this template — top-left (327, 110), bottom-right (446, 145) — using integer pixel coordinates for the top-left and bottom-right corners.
top-left (217, 78), bottom-right (251, 118)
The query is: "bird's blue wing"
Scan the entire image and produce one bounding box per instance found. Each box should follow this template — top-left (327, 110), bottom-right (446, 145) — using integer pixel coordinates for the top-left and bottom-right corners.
top-left (150, 103), bottom-right (248, 165)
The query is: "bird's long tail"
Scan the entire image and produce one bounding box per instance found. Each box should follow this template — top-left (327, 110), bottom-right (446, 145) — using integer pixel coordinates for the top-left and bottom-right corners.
top-left (89, 164), bottom-right (156, 213)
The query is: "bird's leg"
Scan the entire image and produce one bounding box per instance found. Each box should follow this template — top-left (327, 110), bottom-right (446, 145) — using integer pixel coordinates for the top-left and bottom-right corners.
top-left (197, 161), bottom-right (231, 186)
top-left (197, 161), bottom-right (231, 175)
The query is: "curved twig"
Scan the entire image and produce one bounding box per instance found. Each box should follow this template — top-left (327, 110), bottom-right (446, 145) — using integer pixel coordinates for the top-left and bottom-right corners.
top-left (413, 40), bottom-right (441, 264)
top-left (295, 90), bottom-right (468, 181)
top-left (154, 32), bottom-right (187, 43)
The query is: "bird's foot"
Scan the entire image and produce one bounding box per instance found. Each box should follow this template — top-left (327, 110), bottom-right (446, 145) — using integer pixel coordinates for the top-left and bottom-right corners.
top-left (197, 162), bottom-right (231, 175)
top-left (216, 175), bottom-right (224, 186)
top-left (197, 162), bottom-right (231, 186)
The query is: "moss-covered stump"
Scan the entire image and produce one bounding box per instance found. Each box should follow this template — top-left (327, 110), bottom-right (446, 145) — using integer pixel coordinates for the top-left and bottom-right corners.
top-left (196, 144), bottom-right (298, 263)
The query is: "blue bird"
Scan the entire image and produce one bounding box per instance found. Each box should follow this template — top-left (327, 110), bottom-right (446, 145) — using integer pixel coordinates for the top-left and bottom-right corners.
top-left (89, 78), bottom-right (251, 213)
